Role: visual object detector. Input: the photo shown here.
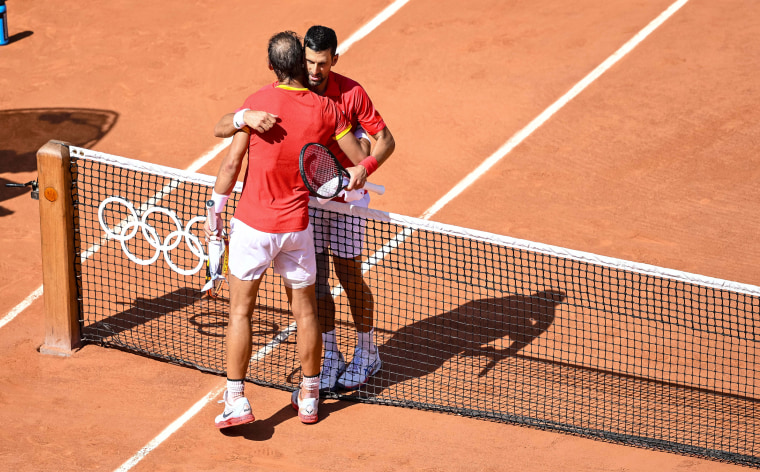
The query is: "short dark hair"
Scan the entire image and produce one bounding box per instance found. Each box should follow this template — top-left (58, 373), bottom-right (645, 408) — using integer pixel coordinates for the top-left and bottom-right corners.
top-left (268, 31), bottom-right (305, 82)
top-left (304, 25), bottom-right (338, 56)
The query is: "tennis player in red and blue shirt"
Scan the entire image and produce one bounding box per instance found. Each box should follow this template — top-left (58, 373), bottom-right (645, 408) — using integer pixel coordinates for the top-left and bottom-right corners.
top-left (302, 25), bottom-right (395, 393)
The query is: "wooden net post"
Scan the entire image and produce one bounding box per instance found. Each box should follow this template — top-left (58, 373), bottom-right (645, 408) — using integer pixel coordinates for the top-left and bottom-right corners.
top-left (37, 140), bottom-right (81, 356)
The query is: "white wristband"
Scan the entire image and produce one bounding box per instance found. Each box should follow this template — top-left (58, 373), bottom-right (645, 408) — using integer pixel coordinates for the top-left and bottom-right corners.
top-left (211, 190), bottom-right (229, 214)
top-left (233, 109), bottom-right (249, 129)
top-left (353, 126), bottom-right (371, 142)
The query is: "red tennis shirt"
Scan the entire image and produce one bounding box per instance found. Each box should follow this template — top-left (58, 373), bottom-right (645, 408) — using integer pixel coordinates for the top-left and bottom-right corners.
top-left (235, 83), bottom-right (350, 233)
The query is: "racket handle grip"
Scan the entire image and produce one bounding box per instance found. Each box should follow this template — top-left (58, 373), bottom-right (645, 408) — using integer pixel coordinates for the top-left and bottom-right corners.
top-left (206, 199), bottom-right (217, 233)
top-left (364, 181), bottom-right (385, 195)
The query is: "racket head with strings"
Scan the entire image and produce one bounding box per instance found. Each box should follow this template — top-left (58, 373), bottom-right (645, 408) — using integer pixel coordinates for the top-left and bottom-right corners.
top-left (299, 142), bottom-right (350, 199)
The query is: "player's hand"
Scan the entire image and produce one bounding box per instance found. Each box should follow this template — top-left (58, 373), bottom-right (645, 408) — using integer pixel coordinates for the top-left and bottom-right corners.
top-left (203, 215), bottom-right (224, 241)
top-left (345, 164), bottom-right (368, 191)
top-left (244, 111), bottom-right (278, 133)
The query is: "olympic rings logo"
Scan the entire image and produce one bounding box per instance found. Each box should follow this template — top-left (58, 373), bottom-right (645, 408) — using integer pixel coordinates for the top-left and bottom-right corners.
top-left (97, 196), bottom-right (207, 276)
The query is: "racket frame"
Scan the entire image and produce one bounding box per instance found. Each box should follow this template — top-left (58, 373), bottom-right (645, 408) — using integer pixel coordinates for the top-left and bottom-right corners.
top-left (299, 142), bottom-right (385, 199)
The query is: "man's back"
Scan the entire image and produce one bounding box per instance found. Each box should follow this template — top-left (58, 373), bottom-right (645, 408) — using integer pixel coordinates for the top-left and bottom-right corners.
top-left (235, 83), bottom-right (349, 234)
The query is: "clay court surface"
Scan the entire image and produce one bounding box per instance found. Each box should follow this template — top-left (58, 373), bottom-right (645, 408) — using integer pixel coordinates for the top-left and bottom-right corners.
top-left (1, 0), bottom-right (759, 470)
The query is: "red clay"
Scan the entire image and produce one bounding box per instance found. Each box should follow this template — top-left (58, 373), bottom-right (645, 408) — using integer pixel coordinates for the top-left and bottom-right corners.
top-left (1, 1), bottom-right (757, 471)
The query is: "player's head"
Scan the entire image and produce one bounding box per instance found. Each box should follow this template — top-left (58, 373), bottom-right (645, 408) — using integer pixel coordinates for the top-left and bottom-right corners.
top-left (304, 25), bottom-right (339, 92)
top-left (267, 31), bottom-right (305, 82)
top-left (304, 25), bottom-right (338, 56)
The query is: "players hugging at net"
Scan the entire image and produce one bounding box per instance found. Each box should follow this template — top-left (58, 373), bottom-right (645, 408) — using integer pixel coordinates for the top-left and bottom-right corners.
top-left (214, 25), bottom-right (395, 398)
top-left (205, 30), bottom-right (380, 428)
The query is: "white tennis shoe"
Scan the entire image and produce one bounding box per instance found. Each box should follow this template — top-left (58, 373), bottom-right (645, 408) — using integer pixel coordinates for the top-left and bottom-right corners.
top-left (214, 390), bottom-right (254, 429)
top-left (319, 351), bottom-right (347, 393)
top-left (337, 347), bottom-right (381, 390)
top-left (291, 388), bottom-right (319, 424)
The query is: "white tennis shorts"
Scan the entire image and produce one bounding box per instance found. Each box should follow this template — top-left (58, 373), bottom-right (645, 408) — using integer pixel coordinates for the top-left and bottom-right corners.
top-left (309, 190), bottom-right (369, 259)
top-left (227, 218), bottom-right (316, 289)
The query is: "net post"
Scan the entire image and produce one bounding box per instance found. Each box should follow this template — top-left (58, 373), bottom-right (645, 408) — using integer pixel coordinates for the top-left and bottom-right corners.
top-left (37, 140), bottom-right (81, 356)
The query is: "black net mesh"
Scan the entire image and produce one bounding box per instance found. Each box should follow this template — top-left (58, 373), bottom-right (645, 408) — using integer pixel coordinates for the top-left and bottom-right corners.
top-left (69, 146), bottom-right (760, 467)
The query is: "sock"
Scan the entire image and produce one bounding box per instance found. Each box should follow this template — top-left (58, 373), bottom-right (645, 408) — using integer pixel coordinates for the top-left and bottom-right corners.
top-left (322, 330), bottom-right (339, 358)
top-left (302, 374), bottom-right (320, 398)
top-left (227, 378), bottom-right (245, 402)
top-left (357, 328), bottom-right (376, 354)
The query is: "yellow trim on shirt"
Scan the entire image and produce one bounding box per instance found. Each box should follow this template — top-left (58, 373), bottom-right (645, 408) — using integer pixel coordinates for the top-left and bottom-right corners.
top-left (334, 125), bottom-right (352, 141)
top-left (276, 84), bottom-right (308, 91)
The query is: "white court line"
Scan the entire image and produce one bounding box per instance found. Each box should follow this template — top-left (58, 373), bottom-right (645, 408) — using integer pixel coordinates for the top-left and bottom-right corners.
top-left (114, 3), bottom-right (411, 471)
top-left (0, 285), bottom-right (44, 330)
top-left (420, 0), bottom-right (690, 220)
top-left (337, 0), bottom-right (410, 55)
top-left (113, 384), bottom-right (227, 472)
top-left (114, 322), bottom-right (298, 471)
top-left (185, 137), bottom-right (232, 174)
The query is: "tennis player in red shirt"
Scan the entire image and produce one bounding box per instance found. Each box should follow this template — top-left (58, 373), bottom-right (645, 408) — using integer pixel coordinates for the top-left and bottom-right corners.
top-left (215, 25), bottom-right (395, 394)
top-left (302, 25), bottom-right (395, 393)
top-left (205, 31), bottom-right (374, 428)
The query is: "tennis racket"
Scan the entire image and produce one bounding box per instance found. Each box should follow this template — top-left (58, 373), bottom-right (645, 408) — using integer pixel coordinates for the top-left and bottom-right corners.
top-left (299, 143), bottom-right (385, 201)
top-left (203, 199), bottom-right (228, 299)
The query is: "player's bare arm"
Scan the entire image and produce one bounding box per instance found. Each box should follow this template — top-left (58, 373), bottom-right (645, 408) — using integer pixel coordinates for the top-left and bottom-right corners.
top-left (204, 129), bottom-right (249, 239)
top-left (369, 127), bottom-right (395, 166)
top-left (339, 126), bottom-right (394, 191)
top-left (214, 110), bottom-right (278, 138)
top-left (347, 126), bottom-right (395, 167)
top-left (336, 132), bottom-right (370, 191)
top-left (358, 134), bottom-right (371, 155)
top-left (214, 129), bottom-right (249, 194)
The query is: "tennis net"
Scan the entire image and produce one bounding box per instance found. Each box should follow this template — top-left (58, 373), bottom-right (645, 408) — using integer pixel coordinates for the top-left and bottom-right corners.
top-left (64, 144), bottom-right (759, 467)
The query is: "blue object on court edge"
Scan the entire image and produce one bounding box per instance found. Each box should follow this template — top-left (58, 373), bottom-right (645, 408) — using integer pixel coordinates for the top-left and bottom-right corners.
top-left (0, 0), bottom-right (8, 46)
